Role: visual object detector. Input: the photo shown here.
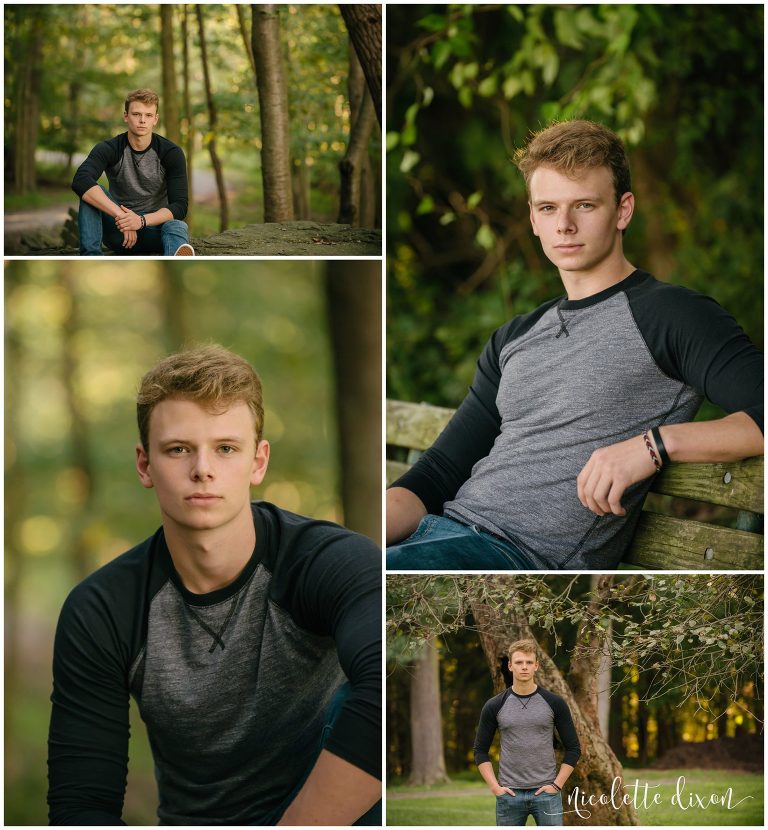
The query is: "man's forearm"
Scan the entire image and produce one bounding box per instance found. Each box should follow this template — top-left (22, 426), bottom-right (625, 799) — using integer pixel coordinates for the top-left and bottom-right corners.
top-left (553, 762), bottom-right (575, 790)
top-left (659, 411), bottom-right (763, 463)
top-left (144, 207), bottom-right (174, 226)
top-left (277, 749), bottom-right (380, 826)
top-left (82, 185), bottom-right (122, 219)
top-left (386, 487), bottom-right (427, 545)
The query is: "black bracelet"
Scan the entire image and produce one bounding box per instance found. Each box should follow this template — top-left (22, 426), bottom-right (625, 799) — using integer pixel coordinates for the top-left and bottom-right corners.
top-left (140, 214), bottom-right (146, 229)
top-left (651, 426), bottom-right (670, 467)
top-left (552, 782), bottom-right (561, 791)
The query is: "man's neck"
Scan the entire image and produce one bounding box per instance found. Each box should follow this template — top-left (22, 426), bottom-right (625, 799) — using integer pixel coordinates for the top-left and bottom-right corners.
top-left (163, 505), bottom-right (256, 595)
top-left (127, 131), bottom-right (152, 152)
top-left (559, 257), bottom-right (636, 301)
top-left (512, 680), bottom-right (537, 696)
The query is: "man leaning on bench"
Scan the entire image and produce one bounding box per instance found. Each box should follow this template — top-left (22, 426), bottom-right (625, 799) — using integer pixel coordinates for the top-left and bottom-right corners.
top-left (386, 121), bottom-right (763, 571)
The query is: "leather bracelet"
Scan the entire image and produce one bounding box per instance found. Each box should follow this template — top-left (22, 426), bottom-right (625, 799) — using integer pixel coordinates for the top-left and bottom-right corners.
top-left (140, 214), bottom-right (146, 229)
top-left (651, 426), bottom-right (670, 467)
top-left (642, 431), bottom-right (662, 472)
top-left (552, 782), bottom-right (561, 791)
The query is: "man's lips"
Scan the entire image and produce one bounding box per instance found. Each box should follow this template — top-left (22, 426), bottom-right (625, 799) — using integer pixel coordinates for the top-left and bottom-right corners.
top-left (186, 493), bottom-right (222, 503)
top-left (555, 243), bottom-right (583, 250)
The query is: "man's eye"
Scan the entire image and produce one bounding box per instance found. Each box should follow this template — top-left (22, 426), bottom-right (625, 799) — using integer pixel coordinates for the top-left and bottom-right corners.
top-left (578, 202), bottom-right (594, 209)
top-left (169, 447), bottom-right (187, 454)
top-left (219, 445), bottom-right (235, 454)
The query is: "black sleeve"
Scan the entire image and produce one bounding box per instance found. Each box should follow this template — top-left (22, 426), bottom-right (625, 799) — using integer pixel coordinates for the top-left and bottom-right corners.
top-left (390, 327), bottom-right (506, 513)
top-left (71, 140), bottom-right (119, 198)
top-left (159, 141), bottom-right (189, 220)
top-left (283, 526), bottom-right (382, 780)
top-left (629, 282), bottom-right (764, 433)
top-left (473, 693), bottom-right (504, 765)
top-left (538, 688), bottom-right (580, 767)
top-left (47, 584), bottom-right (130, 825)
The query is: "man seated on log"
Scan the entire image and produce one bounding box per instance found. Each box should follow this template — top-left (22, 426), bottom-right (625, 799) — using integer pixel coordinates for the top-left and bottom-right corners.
top-left (71, 88), bottom-right (194, 256)
top-left (475, 639), bottom-right (580, 827)
top-left (47, 345), bottom-right (381, 825)
top-left (387, 120), bottom-right (763, 570)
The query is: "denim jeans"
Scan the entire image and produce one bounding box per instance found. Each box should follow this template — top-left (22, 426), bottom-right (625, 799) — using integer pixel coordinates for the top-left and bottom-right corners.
top-left (78, 186), bottom-right (190, 255)
top-left (496, 789), bottom-right (563, 826)
top-left (386, 514), bottom-right (535, 570)
top-left (255, 683), bottom-right (381, 826)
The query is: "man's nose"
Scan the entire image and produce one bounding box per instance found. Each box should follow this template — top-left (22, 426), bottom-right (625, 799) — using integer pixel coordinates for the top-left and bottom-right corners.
top-left (557, 210), bottom-right (576, 233)
top-left (191, 451), bottom-right (214, 480)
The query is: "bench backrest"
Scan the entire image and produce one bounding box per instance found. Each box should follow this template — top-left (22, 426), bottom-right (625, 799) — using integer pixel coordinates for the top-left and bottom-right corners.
top-left (386, 399), bottom-right (764, 570)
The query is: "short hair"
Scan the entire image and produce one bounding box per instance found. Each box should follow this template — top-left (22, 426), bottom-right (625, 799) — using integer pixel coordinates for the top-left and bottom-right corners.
top-left (124, 88), bottom-right (160, 113)
top-left (507, 638), bottom-right (539, 662)
top-left (137, 344), bottom-right (264, 450)
top-left (514, 120), bottom-right (631, 205)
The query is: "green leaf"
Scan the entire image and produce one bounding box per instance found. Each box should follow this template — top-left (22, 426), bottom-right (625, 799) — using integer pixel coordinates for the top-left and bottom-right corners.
top-left (400, 150), bottom-right (420, 174)
top-left (432, 40), bottom-right (452, 70)
top-left (467, 191), bottom-right (482, 209)
top-left (439, 211), bottom-right (456, 226)
top-left (503, 75), bottom-right (523, 99)
top-left (553, 9), bottom-right (584, 49)
top-left (417, 13), bottom-right (447, 32)
top-left (405, 103), bottom-right (419, 125)
top-left (385, 132), bottom-right (400, 152)
top-left (416, 195), bottom-right (435, 215)
top-left (400, 122), bottom-right (417, 147)
top-left (475, 223), bottom-right (495, 250)
top-left (422, 86), bottom-right (434, 106)
top-left (458, 86), bottom-right (473, 108)
top-left (507, 5), bottom-right (524, 23)
top-left (478, 75), bottom-right (498, 97)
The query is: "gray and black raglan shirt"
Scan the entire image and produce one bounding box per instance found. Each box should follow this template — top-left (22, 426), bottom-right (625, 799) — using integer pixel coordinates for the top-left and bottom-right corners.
top-left (393, 270), bottom-right (763, 568)
top-left (474, 686), bottom-right (580, 789)
top-left (72, 132), bottom-right (188, 219)
top-left (47, 502), bottom-right (381, 825)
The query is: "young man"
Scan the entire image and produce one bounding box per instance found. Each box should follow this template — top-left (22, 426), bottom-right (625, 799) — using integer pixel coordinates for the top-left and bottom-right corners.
top-left (72, 89), bottom-right (194, 256)
top-left (387, 120), bottom-right (763, 570)
top-left (47, 345), bottom-right (381, 825)
top-left (474, 639), bottom-right (580, 826)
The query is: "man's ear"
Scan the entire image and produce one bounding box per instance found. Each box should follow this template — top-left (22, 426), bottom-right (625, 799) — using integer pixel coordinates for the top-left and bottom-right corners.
top-left (251, 440), bottom-right (270, 487)
top-left (136, 443), bottom-right (154, 489)
top-left (617, 191), bottom-right (635, 231)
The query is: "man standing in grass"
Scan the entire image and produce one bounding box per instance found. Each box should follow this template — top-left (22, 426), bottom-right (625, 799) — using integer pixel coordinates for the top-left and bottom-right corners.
top-left (474, 639), bottom-right (580, 826)
top-left (72, 88), bottom-right (195, 256)
top-left (47, 344), bottom-right (380, 824)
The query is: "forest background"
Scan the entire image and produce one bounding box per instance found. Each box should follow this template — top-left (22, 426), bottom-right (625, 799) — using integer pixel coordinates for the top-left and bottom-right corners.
top-left (5, 259), bottom-right (381, 824)
top-left (386, 4), bottom-right (763, 413)
top-left (5, 3), bottom-right (382, 248)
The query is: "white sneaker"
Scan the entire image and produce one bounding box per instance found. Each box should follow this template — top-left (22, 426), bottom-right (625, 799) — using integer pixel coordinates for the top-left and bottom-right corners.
top-left (174, 243), bottom-right (195, 256)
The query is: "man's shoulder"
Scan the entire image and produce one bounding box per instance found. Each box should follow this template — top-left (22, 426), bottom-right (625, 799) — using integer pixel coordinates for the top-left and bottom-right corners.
top-left (490, 295), bottom-right (563, 351)
top-left (150, 132), bottom-right (185, 158)
top-left (482, 686), bottom-right (513, 712)
top-left (535, 685), bottom-right (571, 712)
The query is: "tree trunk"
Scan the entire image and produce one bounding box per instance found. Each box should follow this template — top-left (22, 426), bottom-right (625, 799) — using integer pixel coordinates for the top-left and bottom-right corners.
top-left (236, 4), bottom-right (257, 76)
top-left (338, 43), bottom-right (376, 226)
top-left (339, 4), bottom-right (381, 126)
top-left (160, 5), bottom-right (181, 144)
top-left (408, 638), bottom-right (450, 786)
top-left (159, 262), bottom-right (189, 349)
top-left (13, 8), bottom-right (45, 194)
top-left (182, 5), bottom-right (194, 228)
top-left (251, 5), bottom-right (294, 222)
top-left (324, 260), bottom-right (381, 542)
top-left (196, 4), bottom-right (229, 232)
top-left (470, 577), bottom-right (637, 826)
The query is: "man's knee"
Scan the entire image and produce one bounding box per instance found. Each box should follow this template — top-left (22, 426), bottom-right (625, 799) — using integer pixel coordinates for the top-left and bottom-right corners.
top-left (162, 219), bottom-right (189, 234)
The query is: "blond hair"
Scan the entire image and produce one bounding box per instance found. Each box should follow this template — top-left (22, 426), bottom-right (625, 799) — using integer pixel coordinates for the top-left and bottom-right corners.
top-left (124, 88), bottom-right (160, 113)
top-left (507, 638), bottom-right (539, 662)
top-left (137, 344), bottom-right (264, 449)
top-left (514, 120), bottom-right (631, 204)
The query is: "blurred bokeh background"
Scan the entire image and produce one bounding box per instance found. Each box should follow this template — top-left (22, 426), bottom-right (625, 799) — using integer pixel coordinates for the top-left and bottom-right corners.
top-left (386, 4), bottom-right (763, 408)
top-left (4, 258), bottom-right (380, 824)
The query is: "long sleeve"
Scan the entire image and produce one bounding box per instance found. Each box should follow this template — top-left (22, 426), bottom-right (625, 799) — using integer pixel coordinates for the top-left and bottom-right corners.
top-left (159, 142), bottom-right (189, 220)
top-left (473, 693), bottom-right (504, 765)
top-left (71, 140), bottom-right (119, 198)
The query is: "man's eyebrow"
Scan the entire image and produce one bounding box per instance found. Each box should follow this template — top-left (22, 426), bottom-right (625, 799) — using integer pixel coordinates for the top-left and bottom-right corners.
top-left (157, 435), bottom-right (245, 445)
top-left (531, 195), bottom-right (603, 206)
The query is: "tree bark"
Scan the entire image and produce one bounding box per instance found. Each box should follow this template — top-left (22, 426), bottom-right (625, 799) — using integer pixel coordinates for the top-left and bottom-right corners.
top-left (251, 5), bottom-right (294, 222)
top-left (182, 5), bottom-right (194, 227)
top-left (196, 4), bottom-right (229, 232)
top-left (339, 5), bottom-right (382, 127)
top-left (408, 639), bottom-right (450, 786)
top-left (469, 577), bottom-right (637, 826)
top-left (160, 5), bottom-right (181, 144)
top-left (324, 260), bottom-right (381, 542)
top-left (338, 43), bottom-right (376, 226)
top-left (13, 8), bottom-right (45, 194)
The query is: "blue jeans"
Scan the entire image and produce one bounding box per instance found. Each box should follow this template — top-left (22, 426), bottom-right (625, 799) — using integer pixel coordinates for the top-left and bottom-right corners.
top-left (256, 683), bottom-right (381, 826)
top-left (386, 514), bottom-right (535, 570)
top-left (78, 186), bottom-right (189, 255)
top-left (496, 790), bottom-right (563, 826)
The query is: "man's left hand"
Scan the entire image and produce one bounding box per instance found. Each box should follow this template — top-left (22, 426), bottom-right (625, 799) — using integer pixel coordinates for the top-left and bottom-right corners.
top-left (577, 434), bottom-right (658, 516)
top-left (535, 784), bottom-right (560, 795)
top-left (115, 205), bottom-right (143, 232)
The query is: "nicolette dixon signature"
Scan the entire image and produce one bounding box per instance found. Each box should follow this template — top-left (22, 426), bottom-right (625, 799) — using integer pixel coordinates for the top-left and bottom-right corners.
top-left (563, 775), bottom-right (753, 819)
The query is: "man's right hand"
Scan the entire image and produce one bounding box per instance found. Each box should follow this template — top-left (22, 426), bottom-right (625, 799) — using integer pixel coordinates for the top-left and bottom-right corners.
top-left (493, 785), bottom-right (516, 796)
top-left (122, 230), bottom-right (137, 249)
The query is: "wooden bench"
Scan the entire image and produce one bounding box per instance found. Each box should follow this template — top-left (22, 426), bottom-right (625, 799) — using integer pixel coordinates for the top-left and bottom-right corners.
top-left (386, 399), bottom-right (764, 570)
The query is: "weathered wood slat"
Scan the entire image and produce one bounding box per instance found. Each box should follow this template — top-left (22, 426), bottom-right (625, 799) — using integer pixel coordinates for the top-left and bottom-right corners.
top-left (386, 459), bottom-right (410, 485)
top-left (651, 457), bottom-right (763, 513)
top-left (623, 513), bottom-right (763, 570)
top-left (386, 400), bottom-right (453, 450)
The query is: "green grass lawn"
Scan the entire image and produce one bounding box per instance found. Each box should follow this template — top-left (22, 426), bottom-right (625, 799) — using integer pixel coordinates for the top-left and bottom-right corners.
top-left (386, 769), bottom-right (764, 826)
